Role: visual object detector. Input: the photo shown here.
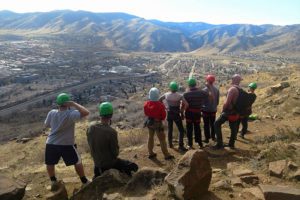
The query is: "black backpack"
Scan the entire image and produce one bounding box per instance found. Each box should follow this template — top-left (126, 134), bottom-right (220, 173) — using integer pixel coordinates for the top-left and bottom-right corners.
top-left (233, 87), bottom-right (256, 115)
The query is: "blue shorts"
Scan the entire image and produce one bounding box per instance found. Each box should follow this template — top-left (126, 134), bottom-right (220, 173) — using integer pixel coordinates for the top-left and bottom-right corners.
top-left (45, 144), bottom-right (81, 166)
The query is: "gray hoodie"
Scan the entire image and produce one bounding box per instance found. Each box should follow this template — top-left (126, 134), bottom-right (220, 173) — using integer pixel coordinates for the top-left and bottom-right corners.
top-left (202, 84), bottom-right (220, 112)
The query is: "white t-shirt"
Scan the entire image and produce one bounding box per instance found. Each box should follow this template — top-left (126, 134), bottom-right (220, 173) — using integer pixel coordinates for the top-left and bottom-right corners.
top-left (45, 109), bottom-right (81, 145)
top-left (163, 92), bottom-right (185, 108)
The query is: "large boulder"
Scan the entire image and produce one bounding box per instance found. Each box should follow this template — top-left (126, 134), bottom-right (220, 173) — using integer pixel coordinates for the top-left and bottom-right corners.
top-left (0, 175), bottom-right (26, 200)
top-left (268, 159), bottom-right (287, 178)
top-left (270, 82), bottom-right (290, 93)
top-left (124, 167), bottom-right (167, 195)
top-left (259, 184), bottom-right (300, 200)
top-left (71, 169), bottom-right (130, 200)
top-left (165, 150), bottom-right (212, 200)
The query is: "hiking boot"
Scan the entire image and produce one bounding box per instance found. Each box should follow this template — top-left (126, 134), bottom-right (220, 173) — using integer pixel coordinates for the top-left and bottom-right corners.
top-left (50, 181), bottom-right (60, 191)
top-left (225, 144), bottom-right (235, 149)
top-left (81, 180), bottom-right (91, 189)
top-left (178, 146), bottom-right (188, 152)
top-left (211, 144), bottom-right (224, 150)
top-left (239, 134), bottom-right (245, 139)
top-left (165, 155), bottom-right (175, 160)
top-left (204, 139), bottom-right (209, 143)
top-left (148, 153), bottom-right (157, 159)
top-left (187, 145), bottom-right (194, 150)
top-left (198, 143), bottom-right (203, 149)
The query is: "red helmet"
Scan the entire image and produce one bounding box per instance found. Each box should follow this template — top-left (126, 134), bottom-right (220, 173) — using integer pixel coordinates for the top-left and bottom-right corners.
top-left (206, 75), bottom-right (215, 83)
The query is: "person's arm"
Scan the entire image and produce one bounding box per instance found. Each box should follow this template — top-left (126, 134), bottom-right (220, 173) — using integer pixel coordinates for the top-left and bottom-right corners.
top-left (222, 87), bottom-right (237, 111)
top-left (64, 101), bottom-right (89, 118)
top-left (159, 94), bottom-right (165, 102)
top-left (44, 110), bottom-right (52, 128)
top-left (216, 89), bottom-right (220, 106)
top-left (110, 131), bottom-right (119, 158)
top-left (160, 103), bottom-right (167, 120)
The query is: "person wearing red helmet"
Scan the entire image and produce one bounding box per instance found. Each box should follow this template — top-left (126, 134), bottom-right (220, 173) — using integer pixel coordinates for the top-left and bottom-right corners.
top-left (202, 75), bottom-right (219, 143)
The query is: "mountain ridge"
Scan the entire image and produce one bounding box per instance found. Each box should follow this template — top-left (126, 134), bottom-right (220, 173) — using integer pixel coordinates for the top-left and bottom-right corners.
top-left (0, 10), bottom-right (299, 54)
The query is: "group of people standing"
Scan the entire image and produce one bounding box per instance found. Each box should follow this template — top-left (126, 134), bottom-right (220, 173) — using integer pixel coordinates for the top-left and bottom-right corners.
top-left (144, 74), bottom-right (257, 159)
top-left (44, 73), bottom-right (257, 190)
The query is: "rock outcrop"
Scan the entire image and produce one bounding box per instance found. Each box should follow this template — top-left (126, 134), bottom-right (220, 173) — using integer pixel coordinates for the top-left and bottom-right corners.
top-left (71, 169), bottom-right (130, 200)
top-left (124, 167), bottom-right (167, 195)
top-left (0, 175), bottom-right (26, 200)
top-left (165, 150), bottom-right (212, 200)
top-left (268, 159), bottom-right (287, 178)
top-left (259, 184), bottom-right (300, 200)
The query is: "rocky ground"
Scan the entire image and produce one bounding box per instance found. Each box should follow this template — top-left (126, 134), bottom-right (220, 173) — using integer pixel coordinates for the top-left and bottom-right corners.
top-left (0, 66), bottom-right (300, 200)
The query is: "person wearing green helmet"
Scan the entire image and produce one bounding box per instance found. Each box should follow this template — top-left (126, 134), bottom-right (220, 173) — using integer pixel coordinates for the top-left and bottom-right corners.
top-left (159, 81), bottom-right (188, 151)
top-left (237, 82), bottom-right (257, 138)
top-left (87, 102), bottom-right (138, 179)
top-left (183, 77), bottom-right (210, 149)
top-left (44, 93), bottom-right (90, 190)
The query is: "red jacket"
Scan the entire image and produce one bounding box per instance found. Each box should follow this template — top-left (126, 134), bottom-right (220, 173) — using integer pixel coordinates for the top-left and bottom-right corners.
top-left (144, 101), bottom-right (166, 120)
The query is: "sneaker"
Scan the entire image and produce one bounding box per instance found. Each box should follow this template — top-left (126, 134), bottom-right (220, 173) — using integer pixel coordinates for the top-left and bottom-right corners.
top-left (211, 144), bottom-right (224, 150)
top-left (50, 181), bottom-right (60, 191)
top-left (239, 134), bottom-right (245, 139)
top-left (178, 146), bottom-right (188, 152)
top-left (148, 153), bottom-right (157, 159)
top-left (165, 155), bottom-right (175, 160)
top-left (81, 180), bottom-right (91, 189)
top-left (198, 143), bottom-right (203, 148)
top-left (187, 145), bottom-right (194, 150)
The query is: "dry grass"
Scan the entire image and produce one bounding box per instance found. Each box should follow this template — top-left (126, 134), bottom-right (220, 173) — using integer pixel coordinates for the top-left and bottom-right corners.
top-left (118, 128), bottom-right (148, 148)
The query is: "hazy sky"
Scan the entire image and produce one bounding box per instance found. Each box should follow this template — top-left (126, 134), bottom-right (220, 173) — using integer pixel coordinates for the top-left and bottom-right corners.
top-left (0, 0), bottom-right (299, 25)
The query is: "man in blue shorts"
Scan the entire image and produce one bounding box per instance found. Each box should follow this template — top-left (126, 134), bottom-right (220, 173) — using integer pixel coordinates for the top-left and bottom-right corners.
top-left (44, 93), bottom-right (90, 190)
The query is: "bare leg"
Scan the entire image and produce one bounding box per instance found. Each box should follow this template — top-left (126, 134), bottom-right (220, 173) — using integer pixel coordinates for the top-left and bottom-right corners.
top-left (74, 163), bottom-right (85, 177)
top-left (47, 165), bottom-right (55, 178)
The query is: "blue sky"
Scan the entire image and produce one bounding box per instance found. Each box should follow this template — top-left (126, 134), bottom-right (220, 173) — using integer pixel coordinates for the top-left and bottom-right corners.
top-left (0, 0), bottom-right (299, 25)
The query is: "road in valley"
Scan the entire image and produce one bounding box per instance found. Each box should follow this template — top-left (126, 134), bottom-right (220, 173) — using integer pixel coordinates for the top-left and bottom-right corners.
top-left (0, 73), bottom-right (153, 117)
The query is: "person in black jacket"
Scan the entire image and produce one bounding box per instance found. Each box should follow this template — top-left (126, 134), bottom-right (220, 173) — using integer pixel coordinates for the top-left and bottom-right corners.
top-left (237, 82), bottom-right (257, 138)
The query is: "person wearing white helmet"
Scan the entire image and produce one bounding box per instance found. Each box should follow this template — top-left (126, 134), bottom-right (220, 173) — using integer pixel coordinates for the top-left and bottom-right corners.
top-left (144, 87), bottom-right (174, 160)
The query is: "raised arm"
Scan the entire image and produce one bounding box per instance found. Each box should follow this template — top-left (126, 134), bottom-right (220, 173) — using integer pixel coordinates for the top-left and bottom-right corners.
top-left (65, 101), bottom-right (90, 118)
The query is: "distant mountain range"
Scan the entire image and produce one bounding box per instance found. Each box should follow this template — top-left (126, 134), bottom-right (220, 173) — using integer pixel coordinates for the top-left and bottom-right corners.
top-left (0, 10), bottom-right (299, 54)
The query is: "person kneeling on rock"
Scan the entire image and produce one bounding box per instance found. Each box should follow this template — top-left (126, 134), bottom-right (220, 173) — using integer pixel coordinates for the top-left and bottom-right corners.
top-left (86, 102), bottom-right (138, 180)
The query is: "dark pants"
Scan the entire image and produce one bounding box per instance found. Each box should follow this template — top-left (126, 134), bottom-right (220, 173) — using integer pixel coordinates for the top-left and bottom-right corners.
top-left (214, 113), bottom-right (238, 147)
top-left (202, 112), bottom-right (216, 141)
top-left (237, 116), bottom-right (249, 136)
top-left (93, 158), bottom-right (138, 179)
top-left (167, 119), bottom-right (185, 147)
top-left (185, 111), bottom-right (202, 147)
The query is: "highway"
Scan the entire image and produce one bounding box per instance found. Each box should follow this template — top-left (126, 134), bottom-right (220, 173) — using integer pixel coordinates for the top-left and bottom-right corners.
top-left (0, 73), bottom-right (153, 117)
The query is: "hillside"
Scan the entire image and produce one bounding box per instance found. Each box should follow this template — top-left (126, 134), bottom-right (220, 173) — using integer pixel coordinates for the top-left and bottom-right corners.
top-left (1, 66), bottom-right (299, 199)
top-left (0, 10), bottom-right (299, 54)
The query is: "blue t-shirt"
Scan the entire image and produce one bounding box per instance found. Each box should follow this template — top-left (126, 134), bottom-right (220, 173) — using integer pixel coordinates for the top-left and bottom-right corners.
top-left (45, 109), bottom-right (81, 145)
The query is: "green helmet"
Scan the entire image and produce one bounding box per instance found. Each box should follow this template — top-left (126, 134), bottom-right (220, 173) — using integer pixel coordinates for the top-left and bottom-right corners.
top-left (187, 77), bottom-right (196, 87)
top-left (248, 82), bottom-right (257, 89)
top-left (98, 102), bottom-right (113, 116)
top-left (56, 93), bottom-right (70, 105)
top-left (169, 81), bottom-right (178, 91)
